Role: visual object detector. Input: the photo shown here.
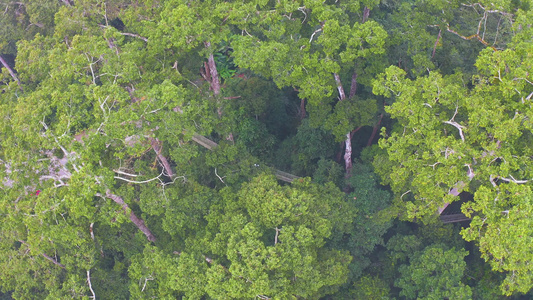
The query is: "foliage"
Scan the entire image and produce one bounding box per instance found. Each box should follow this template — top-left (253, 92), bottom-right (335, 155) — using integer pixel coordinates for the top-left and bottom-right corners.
top-left (396, 244), bottom-right (472, 299)
top-left (372, 17), bottom-right (533, 290)
top-left (0, 0), bottom-right (532, 298)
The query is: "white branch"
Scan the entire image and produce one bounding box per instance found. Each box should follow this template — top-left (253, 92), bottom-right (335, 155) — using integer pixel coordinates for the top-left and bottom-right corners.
top-left (400, 190), bottom-right (411, 200)
top-left (309, 27), bottom-right (322, 43)
top-left (443, 120), bottom-right (465, 142)
top-left (113, 169), bottom-right (140, 177)
top-left (89, 223), bottom-right (95, 241)
top-left (214, 168), bottom-right (226, 185)
top-left (489, 175), bottom-right (498, 187)
top-left (40, 121), bottom-right (71, 157)
top-left (114, 171), bottom-right (164, 184)
top-left (87, 270), bottom-right (96, 299)
top-left (499, 175), bottom-right (529, 184)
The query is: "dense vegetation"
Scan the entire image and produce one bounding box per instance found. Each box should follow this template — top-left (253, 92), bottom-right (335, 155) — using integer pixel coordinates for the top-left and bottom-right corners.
top-left (0, 0), bottom-right (531, 298)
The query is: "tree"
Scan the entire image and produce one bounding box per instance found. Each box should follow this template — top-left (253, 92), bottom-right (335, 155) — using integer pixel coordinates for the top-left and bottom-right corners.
top-left (396, 244), bottom-right (472, 299)
top-left (230, 0), bottom-right (387, 176)
top-left (128, 174), bottom-right (355, 299)
top-left (372, 7), bottom-right (533, 294)
top-left (0, 0), bottom-right (221, 296)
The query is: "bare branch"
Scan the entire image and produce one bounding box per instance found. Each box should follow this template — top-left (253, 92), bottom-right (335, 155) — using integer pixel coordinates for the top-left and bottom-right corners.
top-left (98, 190), bottom-right (157, 242)
top-left (41, 252), bottom-right (66, 269)
top-left (349, 72), bottom-right (358, 98)
top-left (499, 175), bottom-right (529, 184)
top-left (431, 30), bottom-right (441, 59)
top-left (309, 27), bottom-right (322, 43)
top-left (19, 240), bottom-right (66, 268)
top-left (40, 121), bottom-right (72, 158)
top-left (149, 137), bottom-right (175, 178)
top-left (362, 6), bottom-right (370, 23)
top-left (489, 175), bottom-right (498, 187)
top-left (214, 168), bottom-right (226, 185)
top-left (114, 170), bottom-right (164, 184)
top-left (333, 73), bottom-right (346, 101)
top-left (204, 42), bottom-right (221, 96)
top-left (119, 32), bottom-right (148, 42)
top-left (87, 270), bottom-right (96, 299)
top-left (443, 105), bottom-right (465, 142)
top-left (113, 169), bottom-right (139, 177)
top-left (274, 227), bottom-right (280, 245)
top-left (0, 55), bottom-right (22, 90)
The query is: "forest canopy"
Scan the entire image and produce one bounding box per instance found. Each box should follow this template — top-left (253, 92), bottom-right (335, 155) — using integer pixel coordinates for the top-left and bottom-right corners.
top-left (0, 0), bottom-right (531, 299)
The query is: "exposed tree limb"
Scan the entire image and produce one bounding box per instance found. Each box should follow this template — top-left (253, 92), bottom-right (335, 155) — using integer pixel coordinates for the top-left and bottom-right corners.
top-left (333, 73), bottom-right (346, 101)
top-left (299, 98), bottom-right (306, 119)
top-left (349, 72), bottom-right (358, 98)
top-left (41, 252), bottom-right (66, 269)
top-left (87, 270), bottom-right (96, 299)
top-left (149, 137), bottom-right (175, 178)
top-left (204, 42), bottom-right (221, 96)
top-left (119, 32), bottom-right (148, 42)
top-left (114, 171), bottom-right (164, 184)
top-left (499, 175), bottom-right (529, 184)
top-left (343, 132), bottom-right (353, 176)
top-left (334, 73), bottom-right (354, 176)
top-left (19, 240), bottom-right (66, 269)
top-left (431, 30), bottom-right (441, 59)
top-left (367, 114), bottom-right (383, 147)
top-left (362, 6), bottom-right (370, 23)
top-left (443, 105), bottom-right (465, 142)
top-left (0, 55), bottom-right (22, 90)
top-left (99, 190), bottom-right (157, 242)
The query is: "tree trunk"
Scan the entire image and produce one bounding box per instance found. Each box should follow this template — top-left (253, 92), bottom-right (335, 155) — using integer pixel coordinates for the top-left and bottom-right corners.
top-left (204, 42), bottom-right (221, 96)
top-left (366, 114), bottom-right (383, 147)
top-left (343, 132), bottom-right (353, 175)
top-left (149, 137), bottom-right (175, 178)
top-left (299, 98), bottom-right (306, 119)
top-left (334, 73), bottom-right (346, 101)
top-left (104, 190), bottom-right (157, 242)
top-left (333, 73), bottom-right (353, 176)
top-left (0, 55), bottom-right (22, 90)
top-left (432, 30), bottom-right (442, 59)
top-left (205, 41), bottom-right (233, 141)
top-left (362, 7), bottom-right (370, 23)
top-left (349, 72), bottom-right (358, 98)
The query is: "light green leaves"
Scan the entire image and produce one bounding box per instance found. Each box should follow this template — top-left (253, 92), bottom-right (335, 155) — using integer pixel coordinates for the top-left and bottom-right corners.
top-left (373, 30), bottom-right (533, 293)
top-left (396, 245), bottom-right (472, 300)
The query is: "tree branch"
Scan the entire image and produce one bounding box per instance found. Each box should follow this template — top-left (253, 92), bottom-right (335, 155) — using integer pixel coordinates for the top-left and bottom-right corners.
top-left (19, 240), bottom-right (66, 268)
top-left (443, 105), bottom-right (465, 142)
top-left (99, 190), bottom-right (157, 242)
top-left (367, 114), bottom-right (383, 147)
top-left (204, 42), bottom-right (221, 96)
top-left (87, 270), bottom-right (96, 299)
top-left (114, 170), bottom-right (164, 184)
top-left (334, 73), bottom-right (354, 176)
top-left (349, 72), bottom-right (358, 98)
top-left (499, 175), bottom-right (529, 184)
top-left (431, 30), bottom-right (441, 59)
top-left (41, 252), bottom-right (66, 269)
top-left (362, 6), bottom-right (370, 23)
top-left (0, 55), bottom-right (22, 90)
top-left (119, 32), bottom-right (148, 42)
top-left (149, 137), bottom-right (175, 178)
top-left (333, 73), bottom-right (346, 101)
